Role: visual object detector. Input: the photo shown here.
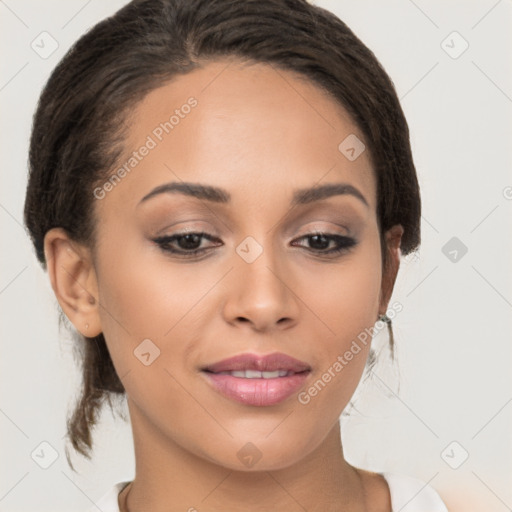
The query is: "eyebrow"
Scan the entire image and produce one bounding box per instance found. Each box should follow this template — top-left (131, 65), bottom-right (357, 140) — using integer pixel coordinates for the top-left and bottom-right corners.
top-left (138, 181), bottom-right (369, 208)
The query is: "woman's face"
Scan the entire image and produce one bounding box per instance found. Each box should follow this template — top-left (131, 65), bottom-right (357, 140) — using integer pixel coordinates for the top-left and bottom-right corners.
top-left (54, 59), bottom-right (402, 471)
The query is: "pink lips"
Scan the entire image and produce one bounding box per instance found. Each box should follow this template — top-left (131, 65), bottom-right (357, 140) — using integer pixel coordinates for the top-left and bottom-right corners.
top-left (201, 352), bottom-right (312, 406)
top-left (202, 352), bottom-right (311, 373)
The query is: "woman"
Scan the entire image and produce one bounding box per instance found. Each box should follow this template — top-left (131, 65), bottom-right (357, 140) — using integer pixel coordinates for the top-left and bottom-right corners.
top-left (24, 0), bottom-right (449, 510)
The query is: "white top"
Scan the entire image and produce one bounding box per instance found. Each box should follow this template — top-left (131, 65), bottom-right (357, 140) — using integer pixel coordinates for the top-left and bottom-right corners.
top-left (87, 472), bottom-right (448, 511)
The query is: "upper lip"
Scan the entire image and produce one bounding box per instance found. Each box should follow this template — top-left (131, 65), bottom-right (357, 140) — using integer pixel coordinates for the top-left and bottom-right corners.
top-left (202, 352), bottom-right (312, 373)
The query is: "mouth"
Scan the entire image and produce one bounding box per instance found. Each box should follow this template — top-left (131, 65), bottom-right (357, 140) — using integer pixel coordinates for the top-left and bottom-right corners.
top-left (200, 352), bottom-right (312, 406)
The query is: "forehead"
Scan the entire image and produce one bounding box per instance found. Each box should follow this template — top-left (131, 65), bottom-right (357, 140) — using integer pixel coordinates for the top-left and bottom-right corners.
top-left (98, 58), bottom-right (376, 214)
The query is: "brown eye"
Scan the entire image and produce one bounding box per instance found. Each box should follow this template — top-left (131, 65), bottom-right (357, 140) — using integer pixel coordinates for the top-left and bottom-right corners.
top-left (153, 232), bottom-right (222, 257)
top-left (291, 233), bottom-right (357, 256)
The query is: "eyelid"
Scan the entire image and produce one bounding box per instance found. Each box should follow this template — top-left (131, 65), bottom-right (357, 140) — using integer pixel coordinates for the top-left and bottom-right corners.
top-left (282, 205), bottom-right (358, 234)
top-left (153, 221), bottom-right (216, 236)
top-left (293, 223), bottom-right (352, 241)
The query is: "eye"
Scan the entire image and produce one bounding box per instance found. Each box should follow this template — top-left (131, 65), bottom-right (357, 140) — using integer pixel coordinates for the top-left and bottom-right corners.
top-left (152, 231), bottom-right (222, 258)
top-left (152, 231), bottom-right (357, 259)
top-left (291, 232), bottom-right (357, 257)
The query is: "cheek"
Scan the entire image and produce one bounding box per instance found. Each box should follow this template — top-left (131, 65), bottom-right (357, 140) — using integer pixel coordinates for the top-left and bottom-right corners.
top-left (297, 236), bottom-right (382, 393)
top-left (302, 238), bottom-right (382, 345)
top-left (92, 235), bottom-right (175, 366)
top-left (93, 229), bottom-right (226, 381)
top-left (92, 238), bottom-right (202, 408)
top-left (95, 232), bottom-right (199, 337)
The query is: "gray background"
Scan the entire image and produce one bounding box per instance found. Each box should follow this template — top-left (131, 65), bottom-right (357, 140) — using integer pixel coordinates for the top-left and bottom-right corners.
top-left (1, 0), bottom-right (511, 510)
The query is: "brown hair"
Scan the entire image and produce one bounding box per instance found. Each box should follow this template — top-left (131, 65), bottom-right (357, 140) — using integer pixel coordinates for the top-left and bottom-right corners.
top-left (24, 0), bottom-right (420, 469)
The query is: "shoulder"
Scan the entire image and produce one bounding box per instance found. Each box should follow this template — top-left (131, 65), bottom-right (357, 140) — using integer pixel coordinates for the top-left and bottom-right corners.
top-left (381, 472), bottom-right (449, 512)
top-left (86, 481), bottom-right (131, 512)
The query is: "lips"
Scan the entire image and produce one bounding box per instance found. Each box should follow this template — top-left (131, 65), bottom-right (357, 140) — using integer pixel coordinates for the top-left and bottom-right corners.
top-left (203, 371), bottom-right (310, 406)
top-left (200, 352), bottom-right (312, 406)
top-left (201, 352), bottom-right (312, 374)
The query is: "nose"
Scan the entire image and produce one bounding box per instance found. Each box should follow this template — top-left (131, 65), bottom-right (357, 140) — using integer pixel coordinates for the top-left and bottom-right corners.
top-left (222, 242), bottom-right (300, 333)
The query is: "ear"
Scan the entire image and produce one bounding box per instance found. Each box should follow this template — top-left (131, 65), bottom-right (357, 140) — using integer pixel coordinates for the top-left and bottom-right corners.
top-left (44, 227), bottom-right (102, 337)
top-left (378, 224), bottom-right (404, 316)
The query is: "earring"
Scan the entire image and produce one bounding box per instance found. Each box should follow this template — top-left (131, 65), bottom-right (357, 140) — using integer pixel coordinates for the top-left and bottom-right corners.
top-left (378, 313), bottom-right (395, 359)
top-left (85, 323), bottom-right (89, 330)
top-left (378, 313), bottom-right (391, 324)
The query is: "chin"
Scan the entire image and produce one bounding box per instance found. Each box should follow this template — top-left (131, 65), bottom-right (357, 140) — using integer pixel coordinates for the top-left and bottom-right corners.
top-left (200, 436), bottom-right (317, 473)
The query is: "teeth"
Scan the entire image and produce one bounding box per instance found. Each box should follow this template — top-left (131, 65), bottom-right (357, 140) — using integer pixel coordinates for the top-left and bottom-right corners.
top-left (216, 369), bottom-right (292, 378)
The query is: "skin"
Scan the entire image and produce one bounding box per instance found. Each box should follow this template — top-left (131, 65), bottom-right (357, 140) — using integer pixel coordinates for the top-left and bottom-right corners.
top-left (44, 58), bottom-right (403, 511)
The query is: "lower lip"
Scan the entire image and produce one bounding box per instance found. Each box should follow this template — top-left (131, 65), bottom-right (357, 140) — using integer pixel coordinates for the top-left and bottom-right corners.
top-left (202, 371), bottom-right (311, 406)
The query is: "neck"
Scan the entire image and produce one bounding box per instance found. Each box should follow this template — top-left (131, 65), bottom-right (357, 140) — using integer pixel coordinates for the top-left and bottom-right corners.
top-left (120, 399), bottom-right (369, 512)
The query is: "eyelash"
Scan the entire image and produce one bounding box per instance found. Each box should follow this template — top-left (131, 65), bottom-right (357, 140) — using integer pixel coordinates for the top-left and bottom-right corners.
top-left (152, 231), bottom-right (357, 259)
